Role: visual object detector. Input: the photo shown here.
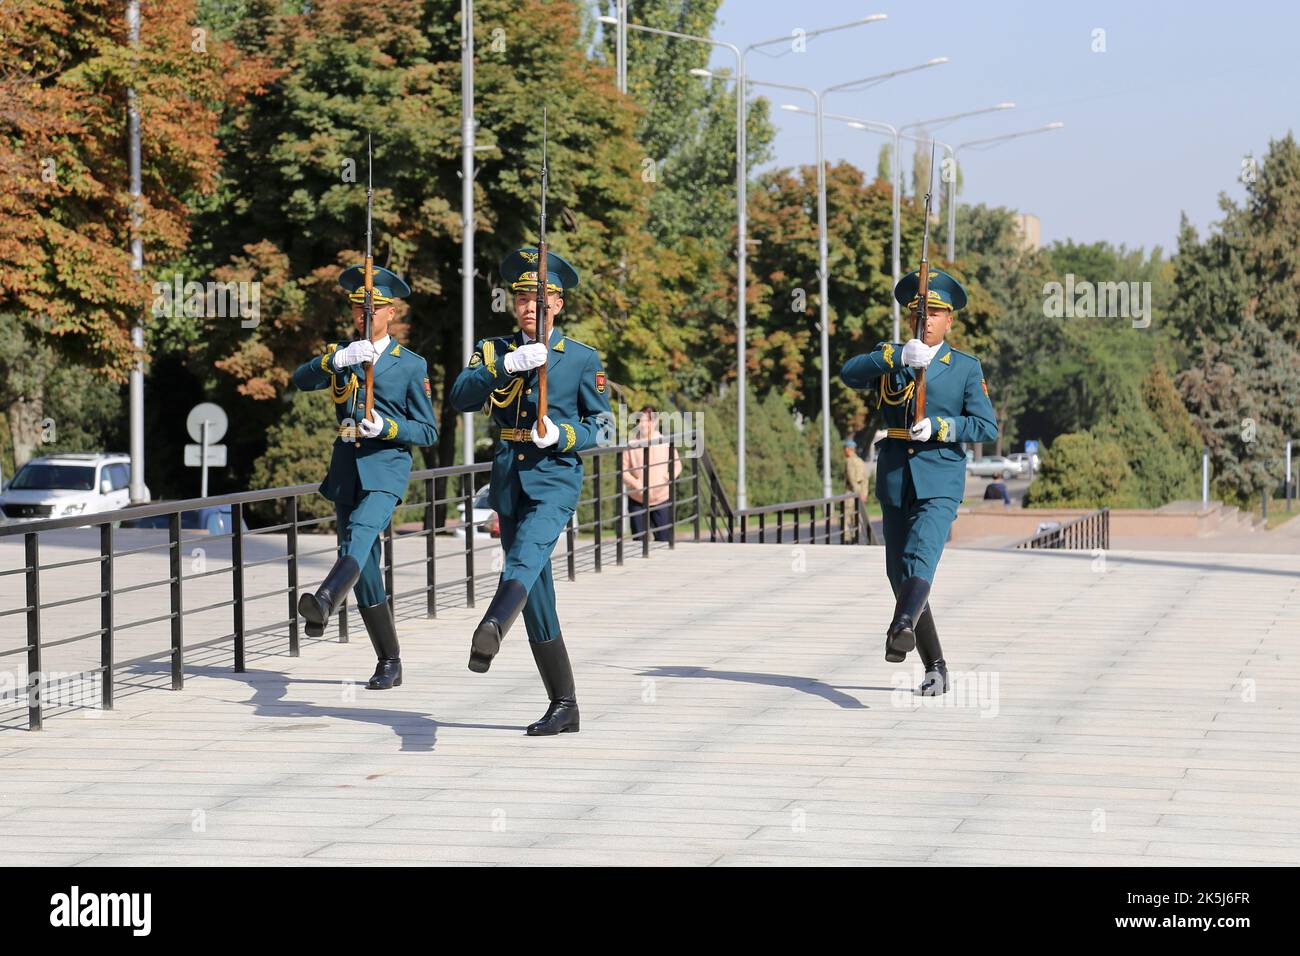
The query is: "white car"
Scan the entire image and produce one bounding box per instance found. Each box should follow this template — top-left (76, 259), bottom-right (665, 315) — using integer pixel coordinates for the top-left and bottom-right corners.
top-left (1008, 452), bottom-right (1041, 473)
top-left (966, 455), bottom-right (1022, 479)
top-left (454, 484), bottom-right (499, 538)
top-left (0, 453), bottom-right (144, 524)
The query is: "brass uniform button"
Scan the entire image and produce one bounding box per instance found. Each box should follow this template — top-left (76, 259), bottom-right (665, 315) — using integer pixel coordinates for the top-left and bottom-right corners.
top-left (520, 410), bottom-right (528, 417)
top-left (908, 448), bottom-right (915, 455)
top-left (517, 453), bottom-right (525, 461)
top-left (526, 388), bottom-right (532, 395)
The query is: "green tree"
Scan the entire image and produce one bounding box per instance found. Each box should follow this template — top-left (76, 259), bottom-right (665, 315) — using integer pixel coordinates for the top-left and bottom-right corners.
top-left (1171, 134), bottom-right (1300, 502)
top-left (1025, 432), bottom-right (1137, 509)
top-left (248, 387), bottom-right (337, 526)
top-left (698, 386), bottom-right (822, 508)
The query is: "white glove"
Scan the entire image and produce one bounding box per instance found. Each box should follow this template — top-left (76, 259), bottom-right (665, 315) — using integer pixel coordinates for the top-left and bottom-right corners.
top-left (358, 410), bottom-right (384, 439)
top-left (531, 415), bottom-right (559, 448)
top-left (333, 339), bottom-right (379, 370)
top-left (901, 338), bottom-right (938, 368)
top-left (504, 342), bottom-right (548, 375)
top-left (909, 417), bottom-right (933, 442)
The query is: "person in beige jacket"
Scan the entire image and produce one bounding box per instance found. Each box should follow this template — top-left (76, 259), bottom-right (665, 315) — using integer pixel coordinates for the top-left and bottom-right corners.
top-left (622, 406), bottom-right (682, 542)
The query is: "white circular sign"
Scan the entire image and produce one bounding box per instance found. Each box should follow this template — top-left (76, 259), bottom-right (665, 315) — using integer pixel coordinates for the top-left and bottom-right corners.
top-left (186, 402), bottom-right (228, 444)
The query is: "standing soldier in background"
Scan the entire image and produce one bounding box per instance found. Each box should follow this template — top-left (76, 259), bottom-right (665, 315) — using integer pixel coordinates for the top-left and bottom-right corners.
top-left (449, 247), bottom-right (613, 736)
top-left (840, 271), bottom-right (998, 696)
top-left (292, 265), bottom-right (438, 690)
top-left (843, 438), bottom-right (870, 506)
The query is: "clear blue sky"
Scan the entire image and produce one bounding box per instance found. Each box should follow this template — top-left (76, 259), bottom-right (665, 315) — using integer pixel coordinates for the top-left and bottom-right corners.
top-left (626, 0), bottom-right (1300, 255)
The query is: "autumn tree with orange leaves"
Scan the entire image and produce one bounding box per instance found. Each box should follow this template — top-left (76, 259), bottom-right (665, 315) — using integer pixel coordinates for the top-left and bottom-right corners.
top-left (0, 0), bottom-right (271, 466)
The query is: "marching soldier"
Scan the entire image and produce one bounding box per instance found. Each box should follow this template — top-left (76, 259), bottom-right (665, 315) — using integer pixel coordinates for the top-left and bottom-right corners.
top-left (839, 270), bottom-right (998, 695)
top-left (291, 264), bottom-right (439, 690)
top-left (449, 247), bottom-right (613, 736)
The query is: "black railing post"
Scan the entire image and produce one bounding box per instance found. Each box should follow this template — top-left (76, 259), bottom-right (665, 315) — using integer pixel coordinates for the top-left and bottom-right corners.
top-left (668, 434), bottom-right (677, 550)
top-left (740, 513), bottom-right (747, 544)
top-left (168, 512), bottom-right (184, 689)
top-left (338, 600), bottom-right (349, 643)
top-left (286, 495), bottom-right (300, 656)
top-left (692, 452), bottom-right (701, 542)
top-left (708, 476), bottom-right (717, 543)
top-left (759, 511), bottom-right (766, 544)
top-left (593, 452), bottom-right (603, 572)
top-left (100, 523), bottom-right (114, 711)
top-left (425, 477), bottom-right (437, 618)
top-left (464, 477), bottom-right (476, 608)
top-left (615, 455), bottom-right (625, 565)
top-left (25, 532), bottom-right (42, 731)
top-left (231, 502), bottom-right (245, 672)
top-left (641, 441), bottom-right (651, 559)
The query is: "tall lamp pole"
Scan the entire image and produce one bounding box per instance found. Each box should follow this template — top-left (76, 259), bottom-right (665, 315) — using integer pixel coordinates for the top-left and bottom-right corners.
top-left (601, 13), bottom-right (886, 509)
top-left (127, 0), bottom-right (146, 503)
top-left (947, 123), bottom-right (1064, 259)
top-left (460, 0), bottom-right (475, 466)
top-left (807, 103), bottom-right (1014, 341)
top-left (770, 57), bottom-right (948, 495)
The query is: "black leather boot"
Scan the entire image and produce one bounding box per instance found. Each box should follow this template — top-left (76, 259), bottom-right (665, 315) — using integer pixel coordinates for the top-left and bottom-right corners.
top-left (359, 601), bottom-right (402, 690)
top-left (299, 556), bottom-right (361, 637)
top-left (468, 579), bottom-right (527, 673)
top-left (914, 605), bottom-right (950, 696)
top-left (885, 576), bottom-right (930, 663)
top-left (526, 635), bottom-right (579, 736)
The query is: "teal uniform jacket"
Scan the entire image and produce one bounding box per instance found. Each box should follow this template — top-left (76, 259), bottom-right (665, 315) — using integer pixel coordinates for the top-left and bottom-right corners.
top-left (448, 327), bottom-right (613, 514)
top-left (841, 340), bottom-right (998, 504)
top-left (291, 339), bottom-right (439, 503)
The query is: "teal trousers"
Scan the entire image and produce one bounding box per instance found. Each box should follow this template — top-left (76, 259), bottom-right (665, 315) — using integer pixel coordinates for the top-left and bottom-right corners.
top-left (334, 487), bottom-right (399, 609)
top-left (494, 471), bottom-right (573, 644)
top-left (879, 463), bottom-right (959, 595)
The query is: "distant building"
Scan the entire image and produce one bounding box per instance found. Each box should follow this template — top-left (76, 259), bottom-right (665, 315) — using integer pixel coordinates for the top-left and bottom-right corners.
top-left (1013, 213), bottom-right (1040, 251)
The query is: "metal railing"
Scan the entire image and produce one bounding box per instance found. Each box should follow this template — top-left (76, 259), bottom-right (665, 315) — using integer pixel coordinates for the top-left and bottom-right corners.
top-left (1013, 508), bottom-right (1110, 550)
top-left (0, 427), bottom-right (875, 731)
top-left (0, 433), bottom-right (708, 731)
top-left (695, 449), bottom-right (874, 546)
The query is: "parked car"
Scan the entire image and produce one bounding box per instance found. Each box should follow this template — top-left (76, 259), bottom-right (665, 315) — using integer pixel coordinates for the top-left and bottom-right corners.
top-left (455, 485), bottom-right (499, 538)
top-left (966, 455), bottom-right (1022, 479)
top-left (0, 453), bottom-right (146, 524)
top-left (121, 505), bottom-right (246, 535)
top-left (1008, 451), bottom-right (1041, 473)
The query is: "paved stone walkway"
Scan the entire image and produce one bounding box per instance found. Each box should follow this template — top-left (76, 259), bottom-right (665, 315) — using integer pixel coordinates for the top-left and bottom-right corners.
top-left (1, 542), bottom-right (1297, 866)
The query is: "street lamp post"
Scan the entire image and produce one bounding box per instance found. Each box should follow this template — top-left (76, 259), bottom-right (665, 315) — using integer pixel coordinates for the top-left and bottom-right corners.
top-left (461, 0), bottom-right (475, 466)
top-left (947, 123), bottom-right (1064, 260)
top-left (770, 58), bottom-right (948, 496)
top-left (127, 0), bottom-right (146, 503)
top-left (600, 13), bottom-right (886, 509)
top-left (801, 103), bottom-right (1015, 341)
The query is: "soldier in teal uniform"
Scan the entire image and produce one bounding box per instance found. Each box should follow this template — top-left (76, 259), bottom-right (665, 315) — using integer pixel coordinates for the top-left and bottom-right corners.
top-left (840, 270), bottom-right (998, 695)
top-left (291, 265), bottom-right (439, 690)
top-left (449, 247), bottom-right (613, 736)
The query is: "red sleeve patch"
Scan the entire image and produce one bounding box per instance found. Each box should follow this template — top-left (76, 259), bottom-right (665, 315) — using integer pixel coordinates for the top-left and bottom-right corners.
top-left (424, 377), bottom-right (431, 398)
top-left (595, 371), bottom-right (606, 393)
top-left (981, 379), bottom-right (989, 397)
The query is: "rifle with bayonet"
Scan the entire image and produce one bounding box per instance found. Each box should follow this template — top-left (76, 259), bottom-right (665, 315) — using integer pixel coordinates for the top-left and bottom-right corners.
top-left (362, 132), bottom-right (376, 419)
top-left (912, 137), bottom-right (937, 427)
